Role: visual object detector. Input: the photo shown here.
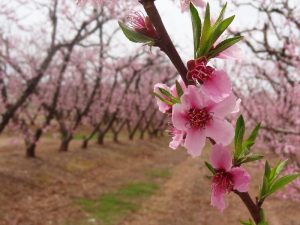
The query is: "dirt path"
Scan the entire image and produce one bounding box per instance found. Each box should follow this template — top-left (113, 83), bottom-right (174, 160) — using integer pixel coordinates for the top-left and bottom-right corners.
top-left (0, 138), bottom-right (299, 225)
top-left (119, 149), bottom-right (300, 225)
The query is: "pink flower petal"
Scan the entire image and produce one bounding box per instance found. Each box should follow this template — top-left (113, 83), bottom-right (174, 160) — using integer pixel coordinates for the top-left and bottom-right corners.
top-left (209, 94), bottom-right (238, 118)
top-left (217, 44), bottom-right (243, 61)
top-left (184, 128), bottom-right (205, 157)
top-left (169, 129), bottom-right (185, 150)
top-left (202, 70), bottom-right (231, 102)
top-left (172, 104), bottom-right (189, 131)
top-left (192, 0), bottom-right (206, 8)
top-left (211, 186), bottom-right (226, 212)
top-left (230, 167), bottom-right (251, 192)
top-left (182, 85), bottom-right (207, 109)
top-left (205, 118), bottom-right (234, 146)
top-left (210, 144), bottom-right (232, 171)
top-left (154, 83), bottom-right (171, 113)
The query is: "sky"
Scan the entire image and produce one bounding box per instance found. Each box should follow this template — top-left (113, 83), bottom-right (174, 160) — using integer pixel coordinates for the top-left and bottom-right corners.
top-left (129, 0), bottom-right (259, 61)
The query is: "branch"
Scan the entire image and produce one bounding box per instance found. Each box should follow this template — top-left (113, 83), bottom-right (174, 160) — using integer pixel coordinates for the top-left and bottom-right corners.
top-left (139, 0), bottom-right (190, 85)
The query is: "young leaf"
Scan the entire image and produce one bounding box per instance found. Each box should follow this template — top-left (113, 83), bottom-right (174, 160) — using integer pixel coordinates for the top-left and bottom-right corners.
top-left (209, 15), bottom-right (235, 48)
top-left (272, 159), bottom-right (288, 181)
top-left (205, 161), bottom-right (216, 175)
top-left (175, 80), bottom-right (184, 98)
top-left (118, 21), bottom-right (155, 45)
top-left (260, 175), bottom-right (269, 199)
top-left (208, 36), bottom-right (243, 59)
top-left (267, 173), bottom-right (300, 197)
top-left (152, 92), bottom-right (173, 106)
top-left (240, 154), bottom-right (264, 164)
top-left (264, 161), bottom-right (271, 178)
top-left (234, 115), bottom-right (245, 159)
top-left (243, 123), bottom-right (261, 152)
top-left (190, 3), bottom-right (202, 58)
top-left (214, 2), bottom-right (227, 26)
top-left (158, 88), bottom-right (179, 103)
top-left (198, 3), bottom-right (211, 56)
top-left (240, 219), bottom-right (255, 225)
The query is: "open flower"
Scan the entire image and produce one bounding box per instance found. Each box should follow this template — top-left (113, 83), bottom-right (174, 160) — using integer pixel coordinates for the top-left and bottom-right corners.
top-left (154, 79), bottom-right (186, 113)
top-left (172, 85), bottom-right (237, 157)
top-left (180, 0), bottom-right (205, 12)
top-left (210, 144), bottom-right (250, 212)
top-left (187, 58), bottom-right (231, 102)
top-left (126, 11), bottom-right (158, 39)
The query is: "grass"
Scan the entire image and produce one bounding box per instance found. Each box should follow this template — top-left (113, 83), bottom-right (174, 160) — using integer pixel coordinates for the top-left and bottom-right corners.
top-left (77, 182), bottom-right (159, 224)
top-left (145, 168), bottom-right (172, 179)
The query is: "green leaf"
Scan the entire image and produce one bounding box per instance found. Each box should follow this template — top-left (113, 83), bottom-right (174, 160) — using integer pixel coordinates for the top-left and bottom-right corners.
top-left (243, 123), bottom-right (261, 153)
top-left (198, 3), bottom-right (211, 56)
top-left (234, 115), bottom-right (245, 159)
top-left (209, 15), bottom-right (235, 48)
top-left (264, 161), bottom-right (271, 178)
top-left (205, 161), bottom-right (215, 175)
top-left (158, 88), bottom-right (179, 103)
top-left (267, 173), bottom-right (300, 197)
top-left (260, 175), bottom-right (269, 199)
top-left (240, 219), bottom-right (255, 225)
top-left (214, 2), bottom-right (227, 26)
top-left (175, 80), bottom-right (184, 98)
top-left (190, 3), bottom-right (202, 58)
top-left (239, 154), bottom-right (264, 164)
top-left (152, 92), bottom-right (173, 106)
top-left (208, 36), bottom-right (243, 59)
top-left (118, 21), bottom-right (155, 45)
top-left (271, 159), bottom-right (288, 181)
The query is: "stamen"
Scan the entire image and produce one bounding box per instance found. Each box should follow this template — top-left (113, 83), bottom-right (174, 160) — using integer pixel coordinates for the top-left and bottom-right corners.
top-left (212, 170), bottom-right (234, 193)
top-left (186, 107), bottom-right (212, 129)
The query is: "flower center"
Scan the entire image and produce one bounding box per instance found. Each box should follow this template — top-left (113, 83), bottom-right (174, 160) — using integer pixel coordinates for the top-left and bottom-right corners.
top-left (212, 170), bottom-right (234, 193)
top-left (187, 107), bottom-right (212, 129)
top-left (187, 58), bottom-right (215, 84)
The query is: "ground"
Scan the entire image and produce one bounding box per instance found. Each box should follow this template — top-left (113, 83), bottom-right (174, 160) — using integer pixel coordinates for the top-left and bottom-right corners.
top-left (0, 137), bottom-right (299, 225)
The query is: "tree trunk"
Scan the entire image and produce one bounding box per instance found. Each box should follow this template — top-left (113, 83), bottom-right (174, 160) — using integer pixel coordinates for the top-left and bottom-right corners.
top-left (59, 136), bottom-right (72, 152)
top-left (113, 132), bottom-right (119, 143)
top-left (140, 130), bottom-right (145, 140)
top-left (97, 133), bottom-right (105, 145)
top-left (26, 144), bottom-right (36, 158)
top-left (81, 139), bottom-right (89, 149)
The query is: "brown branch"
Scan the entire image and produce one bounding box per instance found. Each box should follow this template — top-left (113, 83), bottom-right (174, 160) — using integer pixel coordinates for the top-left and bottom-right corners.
top-left (234, 191), bottom-right (261, 224)
top-left (139, 0), bottom-right (190, 85)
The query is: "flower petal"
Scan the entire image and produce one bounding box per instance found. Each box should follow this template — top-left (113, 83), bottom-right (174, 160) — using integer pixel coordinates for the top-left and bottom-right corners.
top-left (182, 85), bottom-right (207, 109)
top-left (211, 185), bottom-right (226, 213)
top-left (217, 44), bottom-right (243, 61)
top-left (230, 167), bottom-right (251, 192)
top-left (184, 128), bottom-right (205, 157)
top-left (210, 144), bottom-right (232, 171)
top-left (202, 70), bottom-right (231, 102)
top-left (172, 103), bottom-right (189, 131)
top-left (205, 118), bottom-right (234, 146)
top-left (209, 94), bottom-right (238, 118)
top-left (169, 129), bottom-right (185, 150)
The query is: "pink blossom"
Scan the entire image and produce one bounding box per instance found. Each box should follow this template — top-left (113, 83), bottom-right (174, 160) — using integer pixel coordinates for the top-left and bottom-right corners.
top-left (210, 145), bottom-right (250, 212)
top-left (126, 12), bottom-right (158, 39)
top-left (169, 127), bottom-right (186, 149)
top-left (180, 0), bottom-right (206, 12)
top-left (154, 78), bottom-right (186, 113)
top-left (187, 58), bottom-right (232, 102)
top-left (217, 44), bottom-right (243, 61)
top-left (172, 85), bottom-right (237, 157)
